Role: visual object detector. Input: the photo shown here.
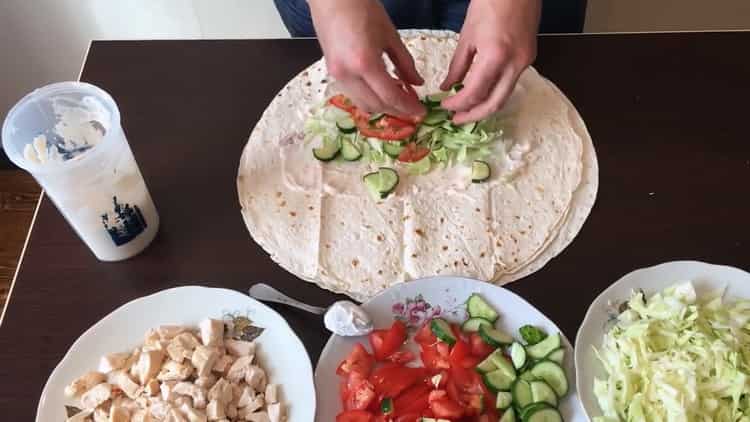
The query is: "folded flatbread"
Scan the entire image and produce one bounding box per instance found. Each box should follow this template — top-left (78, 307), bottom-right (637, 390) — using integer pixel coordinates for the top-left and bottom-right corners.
top-left (238, 30), bottom-right (598, 300)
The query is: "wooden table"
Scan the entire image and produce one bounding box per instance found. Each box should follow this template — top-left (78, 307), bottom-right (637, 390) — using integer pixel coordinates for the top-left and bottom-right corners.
top-left (2, 33), bottom-right (749, 419)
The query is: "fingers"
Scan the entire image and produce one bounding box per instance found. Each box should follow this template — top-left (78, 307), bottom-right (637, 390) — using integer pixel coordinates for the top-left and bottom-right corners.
top-left (440, 41), bottom-right (474, 91)
top-left (451, 67), bottom-right (521, 124)
top-left (337, 77), bottom-right (385, 113)
top-left (364, 67), bottom-right (425, 117)
top-left (386, 38), bottom-right (424, 87)
top-left (441, 47), bottom-right (508, 113)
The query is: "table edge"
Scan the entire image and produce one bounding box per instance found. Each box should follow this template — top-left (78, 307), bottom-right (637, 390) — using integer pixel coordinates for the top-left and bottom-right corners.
top-left (0, 40), bottom-right (93, 326)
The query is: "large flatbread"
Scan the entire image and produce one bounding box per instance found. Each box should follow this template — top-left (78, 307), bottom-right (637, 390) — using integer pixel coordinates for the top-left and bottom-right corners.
top-left (238, 30), bottom-right (597, 300)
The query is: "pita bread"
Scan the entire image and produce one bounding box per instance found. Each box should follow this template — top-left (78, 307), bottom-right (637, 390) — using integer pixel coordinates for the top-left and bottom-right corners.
top-left (238, 30), bottom-right (597, 300)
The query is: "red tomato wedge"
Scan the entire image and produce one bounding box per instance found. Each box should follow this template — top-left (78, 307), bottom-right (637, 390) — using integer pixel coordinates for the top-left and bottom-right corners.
top-left (394, 384), bottom-right (431, 416)
top-left (397, 143), bottom-right (430, 163)
top-left (337, 410), bottom-right (375, 422)
top-left (370, 365), bottom-right (429, 398)
top-left (344, 374), bottom-right (377, 411)
top-left (449, 339), bottom-right (471, 367)
top-left (469, 332), bottom-right (496, 359)
top-left (430, 398), bottom-right (465, 419)
top-left (329, 94), bottom-right (356, 113)
top-left (415, 321), bottom-right (437, 345)
top-left (386, 351), bottom-right (416, 365)
top-left (395, 413), bottom-right (421, 422)
top-left (370, 320), bottom-right (407, 361)
top-left (355, 112), bottom-right (417, 141)
top-left (420, 343), bottom-right (450, 370)
top-left (338, 343), bottom-right (376, 378)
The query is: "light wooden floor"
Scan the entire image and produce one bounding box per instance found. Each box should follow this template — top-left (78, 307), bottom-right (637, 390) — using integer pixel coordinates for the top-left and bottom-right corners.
top-left (0, 170), bottom-right (40, 309)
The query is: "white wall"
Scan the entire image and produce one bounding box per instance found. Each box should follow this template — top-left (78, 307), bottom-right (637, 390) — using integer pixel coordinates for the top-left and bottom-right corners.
top-left (0, 0), bottom-right (289, 128)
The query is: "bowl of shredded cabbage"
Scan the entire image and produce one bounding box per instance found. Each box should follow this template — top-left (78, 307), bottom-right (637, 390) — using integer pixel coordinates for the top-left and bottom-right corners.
top-left (575, 261), bottom-right (750, 422)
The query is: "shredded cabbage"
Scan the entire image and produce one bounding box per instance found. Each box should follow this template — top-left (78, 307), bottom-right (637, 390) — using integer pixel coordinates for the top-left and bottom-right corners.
top-left (593, 282), bottom-right (750, 422)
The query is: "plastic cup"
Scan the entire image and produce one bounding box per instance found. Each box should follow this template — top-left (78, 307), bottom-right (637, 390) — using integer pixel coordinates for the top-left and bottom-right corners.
top-left (2, 82), bottom-right (159, 261)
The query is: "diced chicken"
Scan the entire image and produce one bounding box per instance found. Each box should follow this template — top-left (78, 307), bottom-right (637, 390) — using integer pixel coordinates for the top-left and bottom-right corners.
top-left (127, 348), bottom-right (142, 378)
top-left (206, 399), bottom-right (226, 420)
top-left (231, 383), bottom-right (244, 403)
top-left (149, 399), bottom-right (171, 419)
top-left (65, 371), bottom-right (106, 398)
top-left (241, 394), bottom-right (265, 414)
top-left (212, 354), bottom-right (235, 374)
top-left (112, 396), bottom-right (140, 413)
top-left (179, 403), bottom-right (208, 422)
top-left (98, 352), bottom-right (131, 374)
top-left (131, 409), bottom-right (152, 422)
top-left (195, 374), bottom-right (218, 390)
top-left (226, 356), bottom-right (253, 384)
top-left (237, 385), bottom-right (256, 408)
top-left (144, 379), bottom-right (161, 396)
top-left (226, 403), bottom-right (238, 419)
top-left (167, 332), bottom-right (201, 363)
top-left (173, 382), bottom-right (208, 409)
top-left (107, 370), bottom-right (141, 399)
top-left (158, 325), bottom-right (189, 341)
top-left (199, 319), bottom-right (224, 347)
top-left (208, 378), bottom-right (234, 404)
top-left (66, 409), bottom-right (93, 422)
top-left (192, 346), bottom-right (220, 377)
top-left (80, 383), bottom-right (112, 410)
top-left (161, 381), bottom-right (179, 403)
top-left (165, 407), bottom-right (188, 422)
top-left (224, 339), bottom-right (255, 357)
top-left (93, 407), bottom-right (110, 422)
top-left (174, 395), bottom-right (194, 409)
top-left (245, 366), bottom-right (267, 391)
top-left (134, 350), bottom-right (165, 385)
top-left (244, 410), bottom-right (271, 422)
top-left (267, 403), bottom-right (284, 422)
top-left (157, 360), bottom-right (194, 382)
top-left (264, 384), bottom-right (279, 404)
top-left (109, 403), bottom-right (130, 422)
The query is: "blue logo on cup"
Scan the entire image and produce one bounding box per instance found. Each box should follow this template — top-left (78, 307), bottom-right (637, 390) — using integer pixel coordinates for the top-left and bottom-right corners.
top-left (101, 196), bottom-right (148, 246)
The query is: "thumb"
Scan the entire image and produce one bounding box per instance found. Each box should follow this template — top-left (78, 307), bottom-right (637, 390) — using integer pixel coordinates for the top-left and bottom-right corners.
top-left (386, 38), bottom-right (424, 86)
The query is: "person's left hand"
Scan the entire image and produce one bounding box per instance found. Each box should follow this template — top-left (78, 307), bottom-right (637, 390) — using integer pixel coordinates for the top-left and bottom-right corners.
top-left (440, 0), bottom-right (541, 124)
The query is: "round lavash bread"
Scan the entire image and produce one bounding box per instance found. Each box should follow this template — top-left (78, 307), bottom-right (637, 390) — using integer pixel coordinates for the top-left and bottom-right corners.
top-left (237, 30), bottom-right (597, 301)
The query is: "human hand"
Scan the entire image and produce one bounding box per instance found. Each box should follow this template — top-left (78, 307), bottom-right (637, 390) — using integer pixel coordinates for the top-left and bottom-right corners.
top-left (309, 0), bottom-right (425, 117)
top-left (441, 0), bottom-right (541, 124)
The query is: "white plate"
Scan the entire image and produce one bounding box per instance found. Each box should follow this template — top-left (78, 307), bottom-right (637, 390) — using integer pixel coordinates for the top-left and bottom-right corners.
top-left (315, 276), bottom-right (585, 421)
top-left (574, 260), bottom-right (750, 421)
top-left (36, 286), bottom-right (316, 422)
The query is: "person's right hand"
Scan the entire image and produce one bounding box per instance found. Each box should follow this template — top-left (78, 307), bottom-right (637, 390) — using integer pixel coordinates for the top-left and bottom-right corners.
top-left (309, 0), bottom-right (425, 118)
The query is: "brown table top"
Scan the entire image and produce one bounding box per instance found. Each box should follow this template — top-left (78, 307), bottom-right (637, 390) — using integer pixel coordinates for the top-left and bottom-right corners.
top-left (2, 32), bottom-right (750, 419)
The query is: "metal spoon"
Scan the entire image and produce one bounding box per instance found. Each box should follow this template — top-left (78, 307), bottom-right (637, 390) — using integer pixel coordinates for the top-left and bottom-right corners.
top-left (248, 283), bottom-right (327, 315)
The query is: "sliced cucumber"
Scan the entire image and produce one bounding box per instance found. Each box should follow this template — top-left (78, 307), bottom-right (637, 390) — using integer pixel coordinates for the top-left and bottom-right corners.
top-left (461, 317), bottom-right (493, 333)
top-left (471, 160), bottom-right (491, 183)
top-left (510, 342), bottom-right (527, 370)
top-left (450, 82), bottom-right (464, 94)
top-left (430, 318), bottom-right (457, 345)
top-left (476, 349), bottom-right (501, 374)
top-left (479, 325), bottom-right (514, 347)
top-left (499, 407), bottom-right (516, 422)
top-left (363, 168), bottom-right (399, 200)
top-left (441, 121), bottom-right (457, 132)
top-left (425, 92), bottom-right (448, 107)
top-left (482, 368), bottom-right (516, 392)
top-left (511, 379), bottom-right (533, 409)
top-left (382, 141), bottom-right (403, 158)
top-left (496, 392), bottom-right (513, 410)
top-left (369, 112), bottom-right (385, 124)
top-left (489, 352), bottom-right (516, 379)
top-left (530, 380), bottom-right (557, 407)
top-left (459, 121), bottom-right (478, 133)
top-left (529, 360), bottom-right (568, 397)
top-left (312, 136), bottom-right (341, 161)
top-left (526, 334), bottom-right (561, 360)
top-left (416, 124), bottom-right (435, 140)
top-left (467, 294), bottom-right (499, 322)
top-left (381, 397), bottom-right (394, 415)
top-left (423, 109), bottom-right (450, 126)
top-left (519, 371), bottom-right (537, 382)
top-left (525, 407), bottom-right (562, 422)
top-left (545, 348), bottom-right (565, 366)
top-left (519, 403), bottom-right (551, 421)
top-left (341, 138), bottom-right (362, 161)
top-left (336, 117), bottom-right (357, 134)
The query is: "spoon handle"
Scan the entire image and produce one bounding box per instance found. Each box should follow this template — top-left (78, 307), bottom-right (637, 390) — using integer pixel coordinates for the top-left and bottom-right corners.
top-left (248, 283), bottom-right (327, 315)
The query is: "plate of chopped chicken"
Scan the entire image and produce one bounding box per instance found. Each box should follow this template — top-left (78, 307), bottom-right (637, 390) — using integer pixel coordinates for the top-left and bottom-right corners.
top-left (36, 286), bottom-right (315, 422)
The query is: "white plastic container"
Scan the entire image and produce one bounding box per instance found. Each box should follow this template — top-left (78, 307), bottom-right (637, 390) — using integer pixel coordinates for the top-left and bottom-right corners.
top-left (2, 82), bottom-right (159, 261)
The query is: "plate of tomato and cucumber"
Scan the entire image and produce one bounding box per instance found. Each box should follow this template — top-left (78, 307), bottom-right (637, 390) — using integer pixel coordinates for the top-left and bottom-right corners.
top-left (314, 276), bottom-right (586, 422)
